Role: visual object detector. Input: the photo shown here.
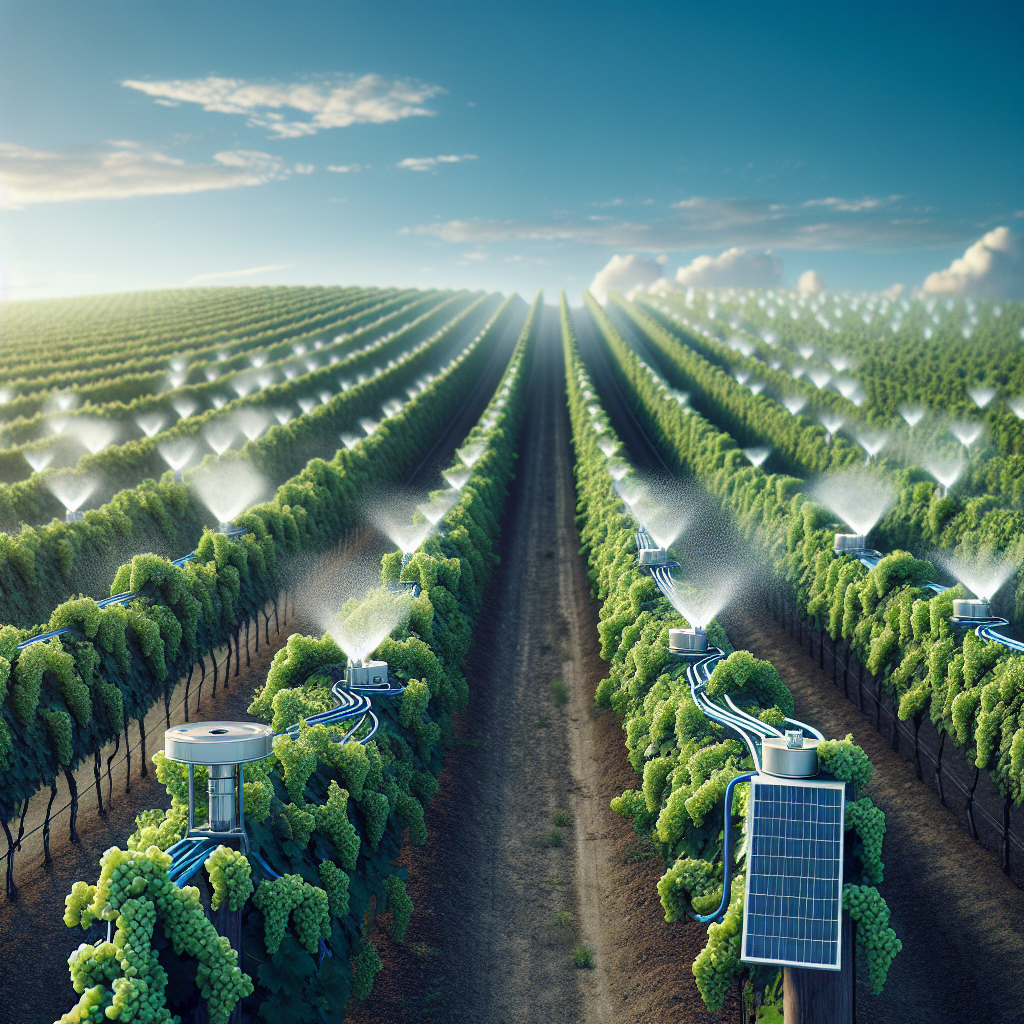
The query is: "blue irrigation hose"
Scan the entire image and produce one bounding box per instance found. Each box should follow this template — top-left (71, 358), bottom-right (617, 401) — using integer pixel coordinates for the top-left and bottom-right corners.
top-left (17, 527), bottom-right (250, 651)
top-left (691, 771), bottom-right (756, 924)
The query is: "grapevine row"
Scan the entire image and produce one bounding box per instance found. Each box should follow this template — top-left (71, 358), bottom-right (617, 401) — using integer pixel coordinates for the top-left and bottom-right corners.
top-left (0, 293), bottom-right (524, 853)
top-left (52, 292), bottom-right (541, 1023)
top-left (561, 294), bottom-right (900, 1010)
top-left (0, 292), bottom-right (501, 628)
top-left (583, 292), bottom-right (1024, 869)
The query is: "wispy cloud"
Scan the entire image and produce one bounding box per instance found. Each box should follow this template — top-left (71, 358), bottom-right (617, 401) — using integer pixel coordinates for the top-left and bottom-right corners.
top-left (802, 195), bottom-right (900, 212)
top-left (122, 74), bottom-right (444, 138)
top-left (327, 164), bottom-right (366, 173)
top-left (396, 154), bottom-right (477, 172)
top-left (0, 142), bottom-right (288, 206)
top-left (406, 196), bottom-right (969, 252)
top-left (186, 263), bottom-right (296, 285)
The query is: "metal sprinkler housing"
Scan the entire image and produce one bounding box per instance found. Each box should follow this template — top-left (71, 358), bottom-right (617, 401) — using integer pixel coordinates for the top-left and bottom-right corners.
top-left (164, 720), bottom-right (274, 849)
top-left (833, 533), bottom-right (867, 555)
top-left (346, 659), bottom-right (389, 687)
top-left (669, 625), bottom-right (708, 655)
top-left (952, 598), bottom-right (992, 621)
top-left (65, 509), bottom-right (85, 522)
top-left (760, 731), bottom-right (820, 778)
top-left (637, 545), bottom-right (668, 567)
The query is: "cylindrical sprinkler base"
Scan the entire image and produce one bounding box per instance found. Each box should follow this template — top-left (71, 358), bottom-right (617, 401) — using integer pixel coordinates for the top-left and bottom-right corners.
top-left (208, 764), bottom-right (236, 833)
top-left (953, 598), bottom-right (991, 620)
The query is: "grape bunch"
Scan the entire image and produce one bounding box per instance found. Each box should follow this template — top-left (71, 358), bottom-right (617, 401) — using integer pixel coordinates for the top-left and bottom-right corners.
top-left (273, 730), bottom-right (319, 803)
top-left (253, 874), bottom-right (331, 955)
top-left (844, 797), bottom-right (886, 884)
top-left (843, 884), bottom-right (902, 994)
top-left (58, 846), bottom-right (253, 1024)
top-left (314, 781), bottom-right (360, 867)
top-left (204, 845), bottom-right (254, 912)
top-left (692, 879), bottom-right (745, 1012)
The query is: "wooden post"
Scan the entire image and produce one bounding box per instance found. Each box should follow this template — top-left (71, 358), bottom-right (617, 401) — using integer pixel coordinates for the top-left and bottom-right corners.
top-left (783, 911), bottom-right (854, 1024)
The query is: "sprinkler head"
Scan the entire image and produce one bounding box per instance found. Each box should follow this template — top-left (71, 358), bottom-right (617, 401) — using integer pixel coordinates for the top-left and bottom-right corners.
top-left (217, 521), bottom-right (234, 534)
top-left (345, 660), bottom-right (389, 688)
top-left (833, 533), bottom-right (867, 555)
top-left (668, 625), bottom-right (707, 654)
top-left (66, 509), bottom-right (84, 522)
top-left (637, 546), bottom-right (668, 567)
top-left (174, 469), bottom-right (184, 484)
top-left (952, 598), bottom-right (991, 621)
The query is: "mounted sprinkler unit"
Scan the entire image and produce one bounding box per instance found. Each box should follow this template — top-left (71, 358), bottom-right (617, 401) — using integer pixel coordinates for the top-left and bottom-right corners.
top-left (669, 625), bottom-right (708, 656)
top-left (951, 598), bottom-right (994, 626)
top-left (173, 469), bottom-right (185, 484)
top-left (637, 545), bottom-right (668, 567)
top-left (164, 721), bottom-right (274, 851)
top-left (345, 659), bottom-right (389, 687)
top-left (65, 509), bottom-right (84, 522)
top-left (760, 730), bottom-right (820, 778)
top-left (833, 533), bottom-right (867, 555)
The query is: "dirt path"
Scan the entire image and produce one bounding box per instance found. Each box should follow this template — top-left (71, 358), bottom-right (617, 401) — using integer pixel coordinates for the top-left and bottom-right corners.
top-left (723, 607), bottom-right (1024, 1024)
top-left (347, 311), bottom-right (741, 1024)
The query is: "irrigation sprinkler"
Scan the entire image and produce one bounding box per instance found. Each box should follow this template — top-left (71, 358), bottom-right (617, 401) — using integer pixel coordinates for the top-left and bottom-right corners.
top-left (668, 625), bottom-right (707, 656)
top-left (344, 659), bottom-right (389, 687)
top-left (951, 598), bottom-right (993, 624)
top-left (163, 720), bottom-right (274, 852)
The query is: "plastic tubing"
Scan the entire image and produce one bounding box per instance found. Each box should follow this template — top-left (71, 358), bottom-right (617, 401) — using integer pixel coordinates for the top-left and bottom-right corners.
top-left (691, 771), bottom-right (757, 924)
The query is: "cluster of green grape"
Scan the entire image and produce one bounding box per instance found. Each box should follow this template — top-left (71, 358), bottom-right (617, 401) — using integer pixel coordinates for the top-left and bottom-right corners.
top-left (280, 801), bottom-right (316, 848)
top-left (692, 879), bottom-right (745, 1012)
top-left (816, 734), bottom-right (874, 791)
top-left (843, 884), bottom-right (902, 994)
top-left (107, 897), bottom-right (171, 1022)
top-left (844, 797), bottom-right (886, 884)
top-left (205, 845), bottom-right (254, 912)
top-left (252, 874), bottom-right (331, 955)
top-left (59, 847), bottom-right (253, 1024)
top-left (314, 781), bottom-right (360, 868)
top-left (382, 875), bottom-right (413, 940)
top-left (316, 861), bottom-right (350, 919)
top-left (273, 732), bottom-right (319, 803)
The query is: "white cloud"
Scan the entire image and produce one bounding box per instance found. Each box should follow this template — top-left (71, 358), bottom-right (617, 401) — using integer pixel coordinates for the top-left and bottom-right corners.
top-left (327, 164), bottom-right (365, 173)
top-left (461, 251), bottom-right (488, 261)
top-left (186, 263), bottom-right (296, 284)
top-left (802, 196), bottom-right (894, 212)
top-left (674, 248), bottom-right (782, 289)
top-left (797, 269), bottom-right (826, 293)
top-left (407, 196), bottom-right (962, 252)
top-left (589, 254), bottom-right (665, 303)
top-left (122, 74), bottom-right (444, 138)
top-left (922, 226), bottom-right (1023, 299)
top-left (396, 154), bottom-right (477, 172)
top-left (0, 141), bottom-right (288, 206)
top-left (880, 283), bottom-right (905, 302)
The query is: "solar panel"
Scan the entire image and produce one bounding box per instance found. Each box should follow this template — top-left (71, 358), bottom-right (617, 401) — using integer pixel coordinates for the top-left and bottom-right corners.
top-left (741, 775), bottom-right (846, 970)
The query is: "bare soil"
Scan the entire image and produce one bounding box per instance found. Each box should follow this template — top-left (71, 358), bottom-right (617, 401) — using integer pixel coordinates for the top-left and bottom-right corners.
top-left (347, 315), bottom-right (740, 1024)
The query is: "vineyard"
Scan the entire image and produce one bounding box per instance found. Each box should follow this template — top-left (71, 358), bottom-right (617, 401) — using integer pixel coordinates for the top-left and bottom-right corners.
top-left (0, 285), bottom-right (1020, 1024)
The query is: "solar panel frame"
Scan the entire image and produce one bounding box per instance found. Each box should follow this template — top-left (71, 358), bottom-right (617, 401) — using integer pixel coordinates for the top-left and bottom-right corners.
top-left (741, 774), bottom-right (846, 971)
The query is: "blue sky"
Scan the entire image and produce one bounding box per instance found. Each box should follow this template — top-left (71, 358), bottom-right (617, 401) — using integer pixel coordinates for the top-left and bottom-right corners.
top-left (1, 0), bottom-right (1022, 302)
